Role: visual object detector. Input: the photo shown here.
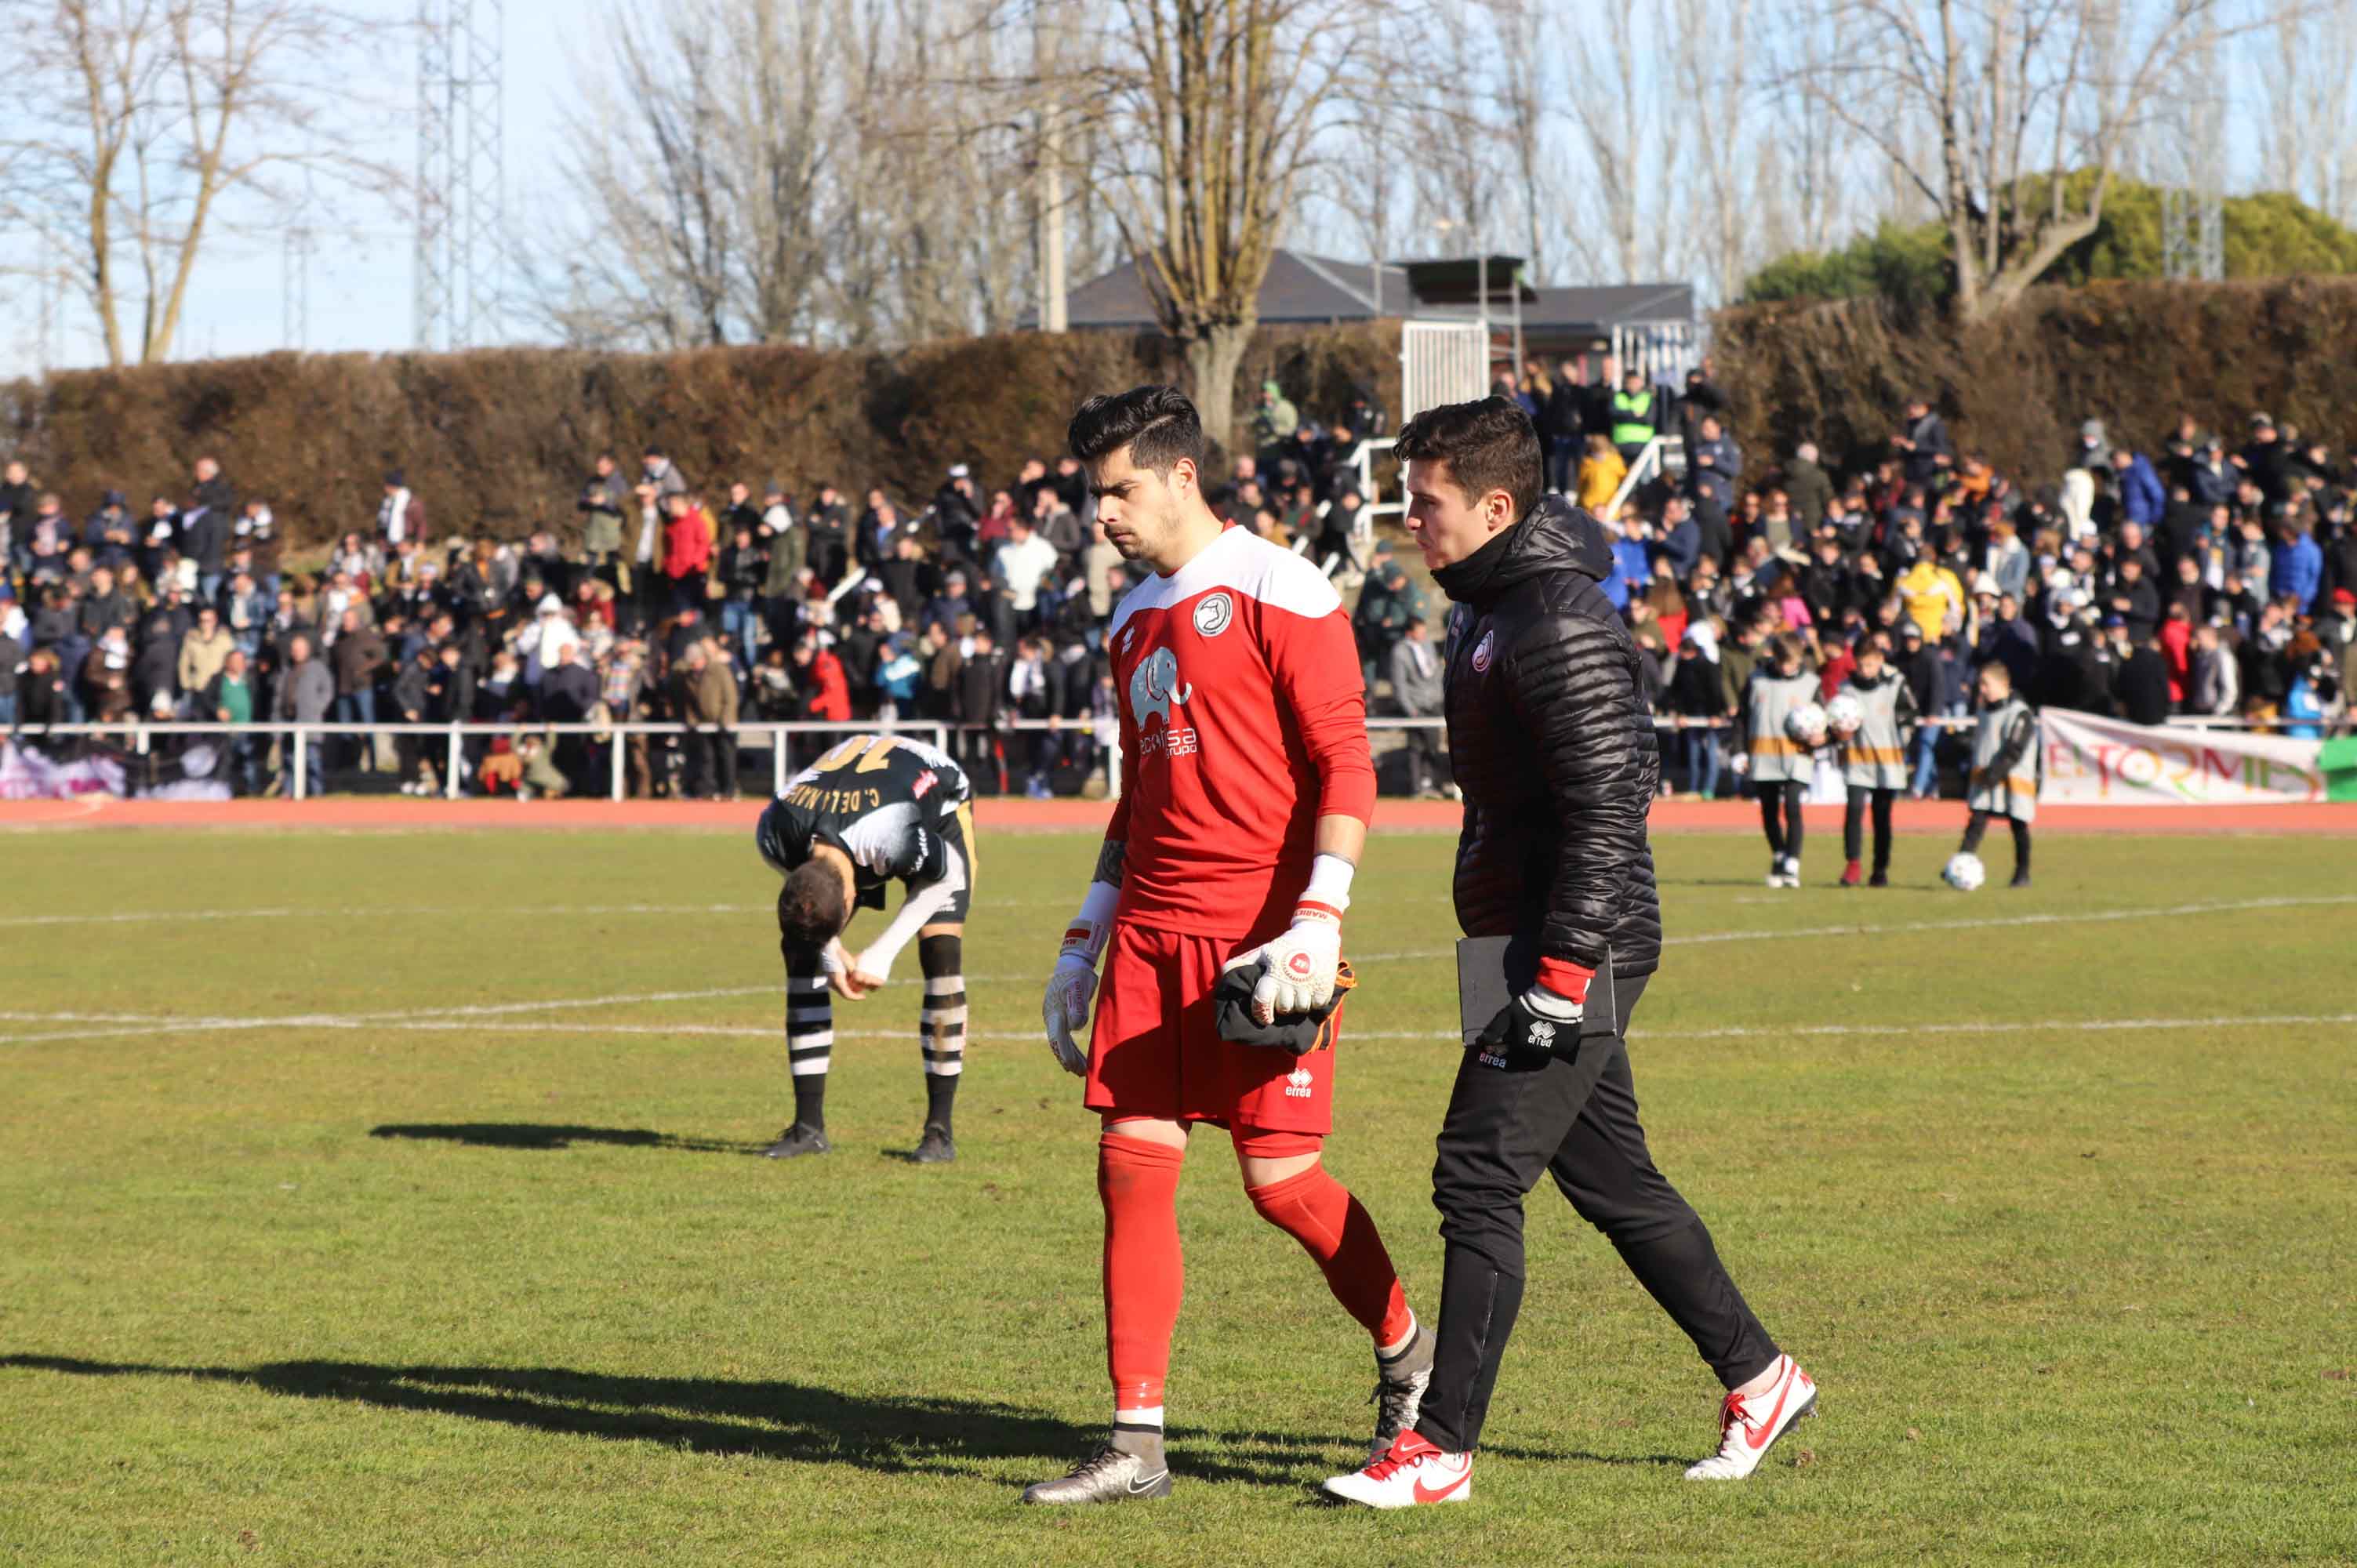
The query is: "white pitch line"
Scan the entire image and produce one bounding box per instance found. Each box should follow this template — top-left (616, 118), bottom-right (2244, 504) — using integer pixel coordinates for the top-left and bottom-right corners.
top-left (342, 986), bottom-right (780, 1022)
top-left (1664, 891), bottom-right (2357, 948)
top-left (0, 902), bottom-right (776, 930)
top-left (5, 893), bottom-right (2350, 1048)
top-left (9, 1010), bottom-right (2357, 1050)
top-left (0, 896), bottom-right (1170, 930)
top-left (7, 888), bottom-right (2335, 946)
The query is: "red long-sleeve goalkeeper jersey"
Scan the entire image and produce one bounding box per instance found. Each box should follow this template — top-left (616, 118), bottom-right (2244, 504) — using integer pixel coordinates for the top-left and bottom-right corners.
top-left (1103, 524), bottom-right (1377, 939)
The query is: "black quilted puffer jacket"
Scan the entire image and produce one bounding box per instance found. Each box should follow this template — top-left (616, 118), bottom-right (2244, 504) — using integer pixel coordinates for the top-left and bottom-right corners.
top-left (1435, 494), bottom-right (1663, 980)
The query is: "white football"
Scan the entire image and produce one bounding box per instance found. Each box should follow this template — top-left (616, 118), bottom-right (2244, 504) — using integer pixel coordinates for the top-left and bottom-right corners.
top-left (1942, 851), bottom-right (1986, 892)
top-left (1785, 702), bottom-right (1829, 747)
top-left (1825, 693), bottom-right (1865, 736)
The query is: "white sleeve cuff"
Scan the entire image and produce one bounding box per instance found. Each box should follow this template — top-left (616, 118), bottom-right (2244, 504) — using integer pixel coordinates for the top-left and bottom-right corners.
top-left (1297, 852), bottom-right (1355, 916)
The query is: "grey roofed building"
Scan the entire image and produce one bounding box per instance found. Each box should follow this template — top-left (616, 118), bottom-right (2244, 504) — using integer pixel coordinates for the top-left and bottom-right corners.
top-left (1041, 248), bottom-right (1694, 350)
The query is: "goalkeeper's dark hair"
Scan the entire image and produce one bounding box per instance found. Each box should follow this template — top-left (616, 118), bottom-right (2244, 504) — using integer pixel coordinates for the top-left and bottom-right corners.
top-left (1393, 395), bottom-right (1543, 523)
top-left (1067, 385), bottom-right (1204, 477)
top-left (778, 860), bottom-right (850, 948)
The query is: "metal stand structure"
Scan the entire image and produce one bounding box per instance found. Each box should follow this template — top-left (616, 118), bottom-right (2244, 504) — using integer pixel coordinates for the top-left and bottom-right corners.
top-left (414, 0), bottom-right (505, 350)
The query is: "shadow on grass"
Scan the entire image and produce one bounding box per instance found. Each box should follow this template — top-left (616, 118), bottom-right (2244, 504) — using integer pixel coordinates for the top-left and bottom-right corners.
top-left (369, 1123), bottom-right (762, 1156)
top-left (0, 1355), bottom-right (1353, 1484)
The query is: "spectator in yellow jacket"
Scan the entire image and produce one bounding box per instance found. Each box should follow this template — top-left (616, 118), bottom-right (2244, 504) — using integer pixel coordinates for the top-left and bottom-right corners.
top-left (1576, 434), bottom-right (1627, 513)
top-left (1897, 556), bottom-right (1963, 641)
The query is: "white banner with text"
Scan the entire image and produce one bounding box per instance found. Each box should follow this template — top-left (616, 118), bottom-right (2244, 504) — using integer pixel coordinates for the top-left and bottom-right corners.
top-left (2039, 710), bottom-right (2326, 806)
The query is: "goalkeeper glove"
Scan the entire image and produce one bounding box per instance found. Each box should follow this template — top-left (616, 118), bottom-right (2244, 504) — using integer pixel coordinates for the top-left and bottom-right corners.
top-left (1474, 964), bottom-right (1592, 1072)
top-left (1245, 854), bottom-right (1353, 1023)
top-left (1042, 880), bottom-right (1118, 1076)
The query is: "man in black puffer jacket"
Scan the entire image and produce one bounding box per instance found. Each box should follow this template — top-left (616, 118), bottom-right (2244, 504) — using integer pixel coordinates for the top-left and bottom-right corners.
top-left (1323, 399), bottom-right (1814, 1510)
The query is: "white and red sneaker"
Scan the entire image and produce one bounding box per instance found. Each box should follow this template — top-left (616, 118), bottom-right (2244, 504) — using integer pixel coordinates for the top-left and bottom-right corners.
top-left (1320, 1431), bottom-right (1473, 1509)
top-left (1683, 1355), bottom-right (1817, 1479)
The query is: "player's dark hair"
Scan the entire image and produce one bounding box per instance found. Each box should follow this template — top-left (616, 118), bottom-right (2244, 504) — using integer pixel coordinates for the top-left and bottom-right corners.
top-left (1067, 385), bottom-right (1204, 477)
top-left (1392, 396), bottom-right (1543, 522)
top-left (778, 861), bottom-right (850, 947)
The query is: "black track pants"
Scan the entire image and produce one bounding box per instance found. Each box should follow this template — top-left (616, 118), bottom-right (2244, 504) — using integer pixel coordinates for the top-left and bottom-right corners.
top-left (1962, 810), bottom-right (2032, 876)
top-left (1415, 976), bottom-right (1780, 1455)
top-left (1756, 780), bottom-right (1805, 859)
top-left (1843, 786), bottom-right (1897, 872)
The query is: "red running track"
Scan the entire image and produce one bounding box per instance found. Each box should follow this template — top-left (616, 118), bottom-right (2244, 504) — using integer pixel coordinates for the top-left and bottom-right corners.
top-left (3, 794), bottom-right (2351, 836)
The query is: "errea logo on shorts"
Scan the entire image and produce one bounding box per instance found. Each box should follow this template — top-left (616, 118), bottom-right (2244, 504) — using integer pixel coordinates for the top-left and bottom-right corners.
top-left (1285, 1065), bottom-right (1315, 1098)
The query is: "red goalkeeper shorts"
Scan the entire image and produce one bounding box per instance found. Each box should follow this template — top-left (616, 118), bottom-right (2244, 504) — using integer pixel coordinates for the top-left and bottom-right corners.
top-left (1084, 921), bottom-right (1336, 1136)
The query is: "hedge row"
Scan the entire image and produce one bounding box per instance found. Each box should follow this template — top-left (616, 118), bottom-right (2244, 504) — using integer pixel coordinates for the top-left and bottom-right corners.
top-left (22, 276), bottom-right (2341, 554)
top-left (1712, 277), bottom-right (2357, 485)
top-left (1, 323), bottom-right (1400, 552)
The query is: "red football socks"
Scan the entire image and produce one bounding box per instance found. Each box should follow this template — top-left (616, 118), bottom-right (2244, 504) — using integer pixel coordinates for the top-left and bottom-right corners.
top-left (1099, 1131), bottom-right (1186, 1410)
top-left (1244, 1164), bottom-right (1415, 1345)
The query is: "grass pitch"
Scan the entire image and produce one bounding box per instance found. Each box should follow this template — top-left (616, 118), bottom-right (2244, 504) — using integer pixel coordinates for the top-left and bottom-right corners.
top-left (2, 822), bottom-right (2353, 1566)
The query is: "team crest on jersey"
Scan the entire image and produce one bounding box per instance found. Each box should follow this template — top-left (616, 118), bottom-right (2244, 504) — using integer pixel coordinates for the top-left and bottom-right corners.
top-left (1285, 1065), bottom-right (1315, 1098)
top-left (1192, 592), bottom-right (1234, 638)
top-left (1471, 630), bottom-right (1496, 673)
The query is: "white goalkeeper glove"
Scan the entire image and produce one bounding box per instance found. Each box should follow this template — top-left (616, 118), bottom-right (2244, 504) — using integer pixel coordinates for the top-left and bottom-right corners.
top-left (1244, 854), bottom-right (1353, 1025)
top-left (1042, 880), bottom-right (1118, 1076)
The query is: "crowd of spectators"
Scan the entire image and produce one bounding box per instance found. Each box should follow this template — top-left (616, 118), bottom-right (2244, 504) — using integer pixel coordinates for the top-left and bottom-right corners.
top-left (1500, 358), bottom-right (2357, 797)
top-left (9, 363), bottom-right (2349, 804)
top-left (0, 409), bottom-right (1390, 799)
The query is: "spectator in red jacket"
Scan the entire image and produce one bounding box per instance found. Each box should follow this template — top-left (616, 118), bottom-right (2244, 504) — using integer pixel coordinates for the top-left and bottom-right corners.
top-left (663, 492), bottom-right (715, 612)
top-left (2158, 601), bottom-right (2194, 707)
top-left (794, 637), bottom-right (850, 721)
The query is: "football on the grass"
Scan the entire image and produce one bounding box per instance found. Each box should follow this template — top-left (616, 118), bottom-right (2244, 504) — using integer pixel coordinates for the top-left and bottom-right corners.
top-left (1943, 851), bottom-right (1986, 892)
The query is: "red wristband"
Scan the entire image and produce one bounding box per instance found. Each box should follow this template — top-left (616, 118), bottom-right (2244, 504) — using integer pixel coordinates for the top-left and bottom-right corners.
top-left (1294, 900), bottom-right (1345, 925)
top-left (1534, 956), bottom-right (1596, 1005)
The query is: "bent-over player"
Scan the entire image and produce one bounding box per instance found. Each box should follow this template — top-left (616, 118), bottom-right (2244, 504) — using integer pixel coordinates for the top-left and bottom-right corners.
top-left (755, 731), bottom-right (975, 1163)
top-left (1023, 386), bottom-right (1432, 1505)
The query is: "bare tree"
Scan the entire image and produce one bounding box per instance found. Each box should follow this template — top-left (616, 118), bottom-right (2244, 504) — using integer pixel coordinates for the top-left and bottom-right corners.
top-left (2255, 0), bottom-right (2357, 225)
top-left (1407, 9), bottom-right (1520, 263)
top-left (1794, 0), bottom-right (2262, 320)
top-left (2, 0), bottom-right (398, 365)
top-left (1046, 0), bottom-right (1408, 446)
top-left (536, 0), bottom-right (832, 348)
top-left (1673, 0), bottom-right (1760, 303)
top-left (1558, 0), bottom-right (1687, 284)
top-left (536, 0), bottom-right (1044, 352)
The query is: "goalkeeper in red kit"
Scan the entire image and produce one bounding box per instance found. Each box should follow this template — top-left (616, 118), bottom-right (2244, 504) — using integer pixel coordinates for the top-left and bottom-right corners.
top-left (1019, 386), bottom-right (1433, 1505)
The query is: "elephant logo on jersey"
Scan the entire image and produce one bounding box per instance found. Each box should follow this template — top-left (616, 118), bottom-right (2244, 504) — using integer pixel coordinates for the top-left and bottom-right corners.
top-left (1128, 645), bottom-right (1196, 735)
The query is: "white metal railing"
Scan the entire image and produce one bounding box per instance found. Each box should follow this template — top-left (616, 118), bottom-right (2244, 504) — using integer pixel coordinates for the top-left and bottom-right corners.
top-left (9, 711), bottom-right (2333, 806)
top-left (12, 720), bottom-right (951, 804)
top-left (1611, 321), bottom-right (1705, 390)
top-left (1401, 318), bottom-right (1491, 422)
top-left (1601, 433), bottom-right (1683, 522)
top-left (1352, 437), bottom-right (1399, 531)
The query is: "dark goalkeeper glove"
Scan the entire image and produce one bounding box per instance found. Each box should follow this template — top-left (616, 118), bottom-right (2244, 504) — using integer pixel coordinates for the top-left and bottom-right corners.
top-left (1473, 974), bottom-right (1589, 1073)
